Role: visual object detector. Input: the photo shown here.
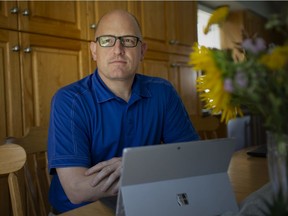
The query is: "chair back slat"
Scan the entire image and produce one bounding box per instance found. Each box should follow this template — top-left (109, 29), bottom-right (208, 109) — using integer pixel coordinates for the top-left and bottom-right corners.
top-left (0, 144), bottom-right (27, 216)
top-left (13, 127), bottom-right (52, 216)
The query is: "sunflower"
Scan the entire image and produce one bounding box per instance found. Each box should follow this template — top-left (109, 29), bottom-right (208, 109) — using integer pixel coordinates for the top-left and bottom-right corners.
top-left (189, 43), bottom-right (242, 123)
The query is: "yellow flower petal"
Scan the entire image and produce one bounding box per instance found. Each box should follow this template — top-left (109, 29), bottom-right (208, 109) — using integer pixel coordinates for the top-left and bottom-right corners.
top-left (190, 43), bottom-right (242, 123)
top-left (203, 6), bottom-right (230, 35)
top-left (260, 45), bottom-right (288, 70)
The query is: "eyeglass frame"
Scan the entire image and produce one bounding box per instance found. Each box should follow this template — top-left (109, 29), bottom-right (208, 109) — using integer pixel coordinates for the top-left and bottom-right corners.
top-left (95, 35), bottom-right (142, 48)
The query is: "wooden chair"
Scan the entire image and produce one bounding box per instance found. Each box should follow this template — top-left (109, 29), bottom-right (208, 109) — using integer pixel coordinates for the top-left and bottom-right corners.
top-left (0, 144), bottom-right (27, 216)
top-left (190, 115), bottom-right (220, 139)
top-left (12, 127), bottom-right (51, 216)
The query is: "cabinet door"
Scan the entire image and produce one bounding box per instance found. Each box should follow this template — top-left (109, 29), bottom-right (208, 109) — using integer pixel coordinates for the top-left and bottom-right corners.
top-left (0, 29), bottom-right (23, 137)
top-left (87, 1), bottom-right (130, 41)
top-left (18, 1), bottom-right (88, 40)
top-left (170, 55), bottom-right (200, 116)
top-left (138, 1), bottom-right (168, 52)
top-left (139, 1), bottom-right (196, 54)
top-left (172, 1), bottom-right (197, 46)
top-left (142, 51), bottom-right (171, 82)
top-left (167, 1), bottom-right (197, 54)
top-left (0, 1), bottom-right (18, 30)
top-left (141, 53), bottom-right (180, 100)
top-left (177, 65), bottom-right (199, 116)
top-left (20, 33), bottom-right (90, 134)
top-left (142, 60), bottom-right (170, 80)
top-left (142, 57), bottom-right (199, 116)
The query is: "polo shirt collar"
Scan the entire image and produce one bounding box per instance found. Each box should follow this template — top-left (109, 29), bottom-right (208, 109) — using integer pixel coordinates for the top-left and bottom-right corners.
top-left (93, 69), bottom-right (151, 104)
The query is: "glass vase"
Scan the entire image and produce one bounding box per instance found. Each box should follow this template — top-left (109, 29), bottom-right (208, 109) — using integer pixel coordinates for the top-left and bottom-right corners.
top-left (267, 131), bottom-right (288, 204)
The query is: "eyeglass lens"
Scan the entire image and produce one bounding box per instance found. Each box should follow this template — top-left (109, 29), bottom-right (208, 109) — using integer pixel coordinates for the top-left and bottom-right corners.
top-left (97, 35), bottom-right (141, 47)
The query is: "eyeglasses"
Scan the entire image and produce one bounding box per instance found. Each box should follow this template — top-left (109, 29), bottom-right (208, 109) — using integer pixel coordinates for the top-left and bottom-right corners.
top-left (95, 35), bottom-right (142, 48)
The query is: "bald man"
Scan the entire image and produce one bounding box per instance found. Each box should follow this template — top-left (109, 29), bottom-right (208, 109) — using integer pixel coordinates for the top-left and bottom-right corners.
top-left (47, 9), bottom-right (199, 213)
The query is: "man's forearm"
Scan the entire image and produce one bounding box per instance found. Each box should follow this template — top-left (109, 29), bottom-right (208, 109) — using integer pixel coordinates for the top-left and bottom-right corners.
top-left (57, 167), bottom-right (118, 204)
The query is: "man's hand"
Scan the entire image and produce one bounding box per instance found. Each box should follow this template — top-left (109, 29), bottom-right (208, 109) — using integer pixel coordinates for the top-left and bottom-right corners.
top-left (85, 157), bottom-right (122, 193)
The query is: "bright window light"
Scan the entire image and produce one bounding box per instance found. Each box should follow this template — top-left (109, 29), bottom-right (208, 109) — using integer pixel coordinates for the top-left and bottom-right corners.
top-left (197, 9), bottom-right (221, 49)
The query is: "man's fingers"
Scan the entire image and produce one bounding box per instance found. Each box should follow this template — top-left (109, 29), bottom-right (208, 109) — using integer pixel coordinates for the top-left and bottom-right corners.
top-left (85, 157), bottom-right (121, 175)
top-left (89, 158), bottom-right (122, 187)
top-left (100, 166), bottom-right (121, 192)
top-left (90, 165), bottom-right (113, 186)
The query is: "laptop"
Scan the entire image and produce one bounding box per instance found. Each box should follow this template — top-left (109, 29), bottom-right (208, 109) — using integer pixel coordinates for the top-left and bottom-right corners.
top-left (115, 138), bottom-right (239, 216)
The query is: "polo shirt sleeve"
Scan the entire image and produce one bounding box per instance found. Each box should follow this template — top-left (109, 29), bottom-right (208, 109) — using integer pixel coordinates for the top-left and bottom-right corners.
top-left (48, 88), bottom-right (91, 174)
top-left (162, 85), bottom-right (200, 143)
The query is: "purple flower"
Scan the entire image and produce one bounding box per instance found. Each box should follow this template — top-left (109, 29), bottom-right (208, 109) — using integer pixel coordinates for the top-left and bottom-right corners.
top-left (224, 78), bottom-right (234, 93)
top-left (241, 38), bottom-right (266, 54)
top-left (235, 70), bottom-right (248, 88)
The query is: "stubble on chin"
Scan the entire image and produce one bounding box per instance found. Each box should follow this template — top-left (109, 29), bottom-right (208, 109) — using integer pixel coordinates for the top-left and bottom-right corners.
top-left (99, 67), bottom-right (135, 82)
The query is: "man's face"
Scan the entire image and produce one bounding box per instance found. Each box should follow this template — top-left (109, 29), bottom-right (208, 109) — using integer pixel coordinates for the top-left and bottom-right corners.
top-left (90, 12), bottom-right (147, 82)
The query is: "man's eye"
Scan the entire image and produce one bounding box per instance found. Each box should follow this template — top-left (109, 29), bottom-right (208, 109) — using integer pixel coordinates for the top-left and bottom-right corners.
top-left (124, 38), bottom-right (132, 43)
top-left (100, 37), bottom-right (113, 44)
top-left (103, 38), bottom-right (112, 43)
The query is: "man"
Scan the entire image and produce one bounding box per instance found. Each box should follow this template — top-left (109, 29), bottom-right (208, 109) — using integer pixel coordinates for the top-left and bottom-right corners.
top-left (48, 9), bottom-right (199, 213)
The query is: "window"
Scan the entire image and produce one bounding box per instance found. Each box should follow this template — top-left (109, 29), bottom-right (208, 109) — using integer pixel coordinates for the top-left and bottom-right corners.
top-left (197, 7), bottom-right (221, 49)
top-left (197, 6), bottom-right (221, 115)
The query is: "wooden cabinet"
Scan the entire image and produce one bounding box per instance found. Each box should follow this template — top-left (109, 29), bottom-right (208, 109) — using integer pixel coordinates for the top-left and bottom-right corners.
top-left (169, 55), bottom-right (199, 116)
top-left (20, 33), bottom-right (90, 134)
top-left (137, 1), bottom-right (197, 55)
top-left (0, 1), bottom-right (18, 30)
top-left (0, 0), bottom-right (199, 137)
top-left (167, 1), bottom-right (197, 54)
top-left (0, 29), bottom-right (90, 136)
top-left (0, 0), bottom-right (91, 136)
top-left (0, 1), bottom-right (88, 40)
top-left (86, 1), bottom-right (133, 41)
top-left (175, 65), bottom-right (199, 116)
top-left (139, 1), bottom-right (198, 116)
top-left (142, 51), bottom-right (170, 79)
top-left (0, 29), bottom-right (23, 137)
top-left (136, 1), bottom-right (167, 52)
top-left (143, 52), bottom-right (200, 116)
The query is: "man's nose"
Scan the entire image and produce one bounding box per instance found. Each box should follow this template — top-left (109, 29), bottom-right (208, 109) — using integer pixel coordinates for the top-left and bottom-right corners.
top-left (113, 39), bottom-right (125, 54)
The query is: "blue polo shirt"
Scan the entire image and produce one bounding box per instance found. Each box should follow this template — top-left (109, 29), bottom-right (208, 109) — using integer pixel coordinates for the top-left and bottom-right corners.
top-left (48, 69), bottom-right (199, 213)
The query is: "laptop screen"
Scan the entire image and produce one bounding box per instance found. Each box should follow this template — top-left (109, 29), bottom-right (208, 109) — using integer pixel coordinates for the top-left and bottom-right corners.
top-left (116, 138), bottom-right (239, 216)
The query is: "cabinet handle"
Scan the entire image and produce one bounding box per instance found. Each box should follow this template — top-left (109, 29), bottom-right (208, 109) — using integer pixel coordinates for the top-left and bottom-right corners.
top-left (169, 40), bottom-right (179, 45)
top-left (23, 47), bottom-right (32, 53)
top-left (10, 7), bottom-right (19, 14)
top-left (12, 45), bottom-right (21, 52)
top-left (170, 63), bottom-right (190, 68)
top-left (22, 9), bottom-right (30, 16)
top-left (90, 24), bottom-right (97, 29)
top-left (170, 63), bottom-right (180, 68)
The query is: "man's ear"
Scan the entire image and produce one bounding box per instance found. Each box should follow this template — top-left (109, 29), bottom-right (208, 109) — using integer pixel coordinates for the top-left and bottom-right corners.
top-left (140, 42), bottom-right (147, 61)
top-left (90, 41), bottom-right (97, 61)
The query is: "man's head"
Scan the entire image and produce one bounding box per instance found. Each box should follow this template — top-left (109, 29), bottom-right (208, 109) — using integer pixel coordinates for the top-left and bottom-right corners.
top-left (90, 9), bottom-right (147, 83)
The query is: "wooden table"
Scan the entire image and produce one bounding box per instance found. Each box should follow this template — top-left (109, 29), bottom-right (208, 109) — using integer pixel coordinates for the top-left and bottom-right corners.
top-left (228, 146), bottom-right (269, 203)
top-left (59, 147), bottom-right (269, 216)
